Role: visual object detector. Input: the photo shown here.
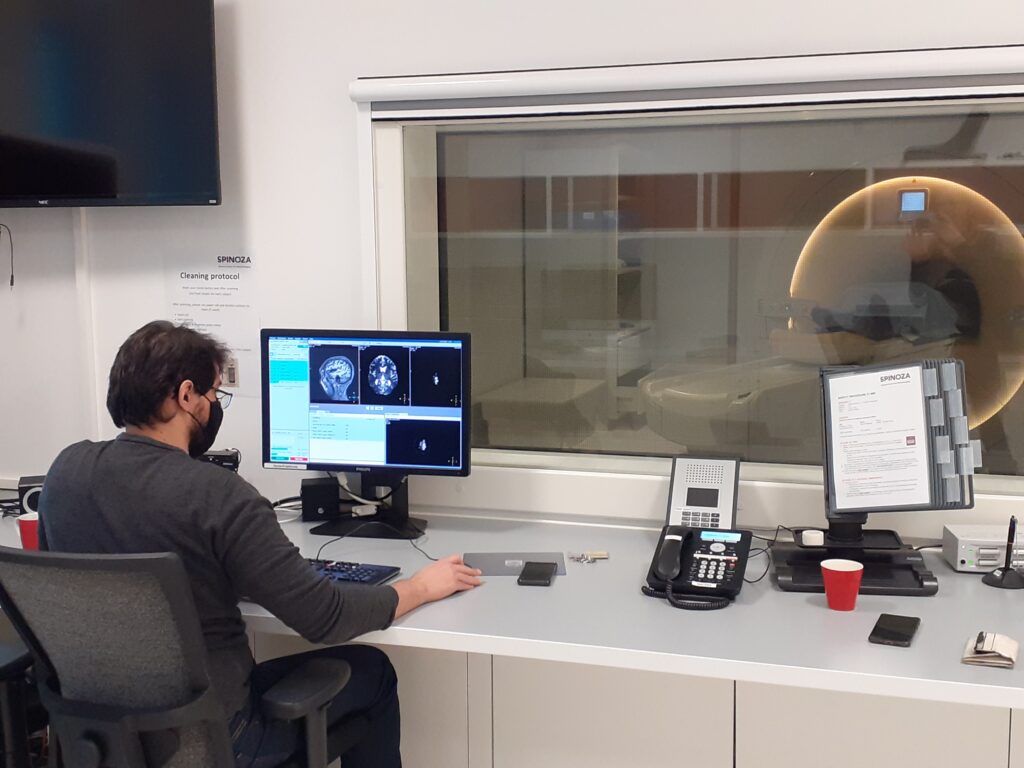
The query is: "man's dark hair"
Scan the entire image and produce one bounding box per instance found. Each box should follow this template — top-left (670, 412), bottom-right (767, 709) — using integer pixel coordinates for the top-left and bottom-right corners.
top-left (106, 321), bottom-right (230, 428)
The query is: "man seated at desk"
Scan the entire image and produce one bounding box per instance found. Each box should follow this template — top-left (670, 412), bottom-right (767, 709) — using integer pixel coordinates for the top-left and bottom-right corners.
top-left (38, 320), bottom-right (483, 768)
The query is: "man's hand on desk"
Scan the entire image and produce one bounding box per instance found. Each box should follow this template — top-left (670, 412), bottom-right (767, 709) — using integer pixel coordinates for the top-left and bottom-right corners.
top-left (392, 554), bottom-right (483, 618)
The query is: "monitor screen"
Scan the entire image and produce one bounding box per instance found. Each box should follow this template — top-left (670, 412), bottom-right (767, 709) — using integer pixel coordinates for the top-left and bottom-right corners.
top-left (898, 189), bottom-right (928, 218)
top-left (685, 487), bottom-right (720, 508)
top-left (261, 329), bottom-right (471, 476)
top-left (0, 0), bottom-right (220, 207)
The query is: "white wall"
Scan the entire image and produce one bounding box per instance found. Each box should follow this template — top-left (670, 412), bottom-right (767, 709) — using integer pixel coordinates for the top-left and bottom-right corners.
top-left (3, 0), bottom-right (1024, 490)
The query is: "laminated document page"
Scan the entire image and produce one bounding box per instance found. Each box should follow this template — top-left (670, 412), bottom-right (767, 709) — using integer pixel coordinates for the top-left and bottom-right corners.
top-left (828, 364), bottom-right (931, 510)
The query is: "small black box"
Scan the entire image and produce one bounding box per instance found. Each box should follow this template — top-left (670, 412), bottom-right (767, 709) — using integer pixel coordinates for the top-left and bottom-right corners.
top-left (18, 475), bottom-right (45, 516)
top-left (301, 477), bottom-right (341, 522)
top-left (197, 448), bottom-right (241, 472)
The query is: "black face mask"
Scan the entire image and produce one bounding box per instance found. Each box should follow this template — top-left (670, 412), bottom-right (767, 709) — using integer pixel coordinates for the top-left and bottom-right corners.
top-left (187, 397), bottom-right (223, 458)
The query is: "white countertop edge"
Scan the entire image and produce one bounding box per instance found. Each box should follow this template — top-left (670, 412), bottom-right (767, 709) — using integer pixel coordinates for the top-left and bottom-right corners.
top-left (243, 613), bottom-right (1022, 709)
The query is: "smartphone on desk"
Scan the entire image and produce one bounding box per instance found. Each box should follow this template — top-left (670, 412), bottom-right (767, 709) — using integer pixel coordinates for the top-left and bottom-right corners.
top-left (869, 613), bottom-right (921, 647)
top-left (518, 561), bottom-right (557, 586)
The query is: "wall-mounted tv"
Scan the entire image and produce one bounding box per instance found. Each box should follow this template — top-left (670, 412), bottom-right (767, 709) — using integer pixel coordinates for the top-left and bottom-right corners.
top-left (0, 0), bottom-right (220, 208)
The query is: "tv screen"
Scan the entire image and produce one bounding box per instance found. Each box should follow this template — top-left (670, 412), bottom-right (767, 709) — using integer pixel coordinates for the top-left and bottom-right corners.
top-left (0, 0), bottom-right (220, 208)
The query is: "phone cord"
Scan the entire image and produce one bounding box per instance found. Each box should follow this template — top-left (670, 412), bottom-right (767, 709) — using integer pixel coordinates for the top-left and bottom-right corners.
top-left (665, 580), bottom-right (731, 611)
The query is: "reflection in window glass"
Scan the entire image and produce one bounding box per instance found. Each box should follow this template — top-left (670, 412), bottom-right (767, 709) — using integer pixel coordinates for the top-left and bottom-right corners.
top-left (404, 104), bottom-right (1024, 474)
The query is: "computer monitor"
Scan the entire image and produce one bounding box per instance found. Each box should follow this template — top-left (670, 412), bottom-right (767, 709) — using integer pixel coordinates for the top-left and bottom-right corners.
top-left (261, 328), bottom-right (471, 539)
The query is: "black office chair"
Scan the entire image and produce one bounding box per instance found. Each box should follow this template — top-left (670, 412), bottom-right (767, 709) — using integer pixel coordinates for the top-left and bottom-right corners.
top-left (0, 547), bottom-right (361, 768)
top-left (0, 638), bottom-right (48, 768)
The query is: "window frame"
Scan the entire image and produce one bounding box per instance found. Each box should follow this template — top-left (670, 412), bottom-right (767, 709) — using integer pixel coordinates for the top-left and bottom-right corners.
top-left (352, 47), bottom-right (1024, 524)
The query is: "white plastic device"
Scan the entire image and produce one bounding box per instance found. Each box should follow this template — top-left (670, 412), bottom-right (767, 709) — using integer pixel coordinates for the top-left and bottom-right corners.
top-left (665, 457), bottom-right (740, 529)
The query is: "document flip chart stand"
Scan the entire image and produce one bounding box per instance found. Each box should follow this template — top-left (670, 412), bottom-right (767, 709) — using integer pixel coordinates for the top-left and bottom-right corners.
top-left (775, 359), bottom-right (982, 596)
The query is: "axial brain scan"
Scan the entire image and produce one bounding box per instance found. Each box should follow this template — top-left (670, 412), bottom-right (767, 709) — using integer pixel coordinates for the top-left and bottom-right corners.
top-left (319, 356), bottom-right (354, 401)
top-left (368, 355), bottom-right (399, 396)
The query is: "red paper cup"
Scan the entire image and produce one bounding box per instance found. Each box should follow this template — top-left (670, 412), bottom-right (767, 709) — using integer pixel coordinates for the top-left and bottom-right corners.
top-left (820, 558), bottom-right (863, 611)
top-left (17, 513), bottom-right (39, 551)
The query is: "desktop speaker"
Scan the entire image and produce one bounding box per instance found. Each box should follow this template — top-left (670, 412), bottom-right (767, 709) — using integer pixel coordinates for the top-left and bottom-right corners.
top-left (17, 475), bottom-right (45, 516)
top-left (301, 477), bottom-right (341, 522)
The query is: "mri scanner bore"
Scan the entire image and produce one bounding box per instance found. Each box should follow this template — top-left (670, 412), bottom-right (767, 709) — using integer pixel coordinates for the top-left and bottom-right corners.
top-left (641, 176), bottom-right (1024, 463)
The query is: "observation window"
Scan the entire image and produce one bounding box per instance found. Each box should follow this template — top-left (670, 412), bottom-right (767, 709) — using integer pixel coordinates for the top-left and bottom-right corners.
top-left (400, 101), bottom-right (1024, 475)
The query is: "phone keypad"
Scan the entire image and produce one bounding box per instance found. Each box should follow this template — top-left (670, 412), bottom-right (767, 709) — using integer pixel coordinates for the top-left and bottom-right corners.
top-left (690, 553), bottom-right (736, 586)
top-left (678, 511), bottom-right (721, 528)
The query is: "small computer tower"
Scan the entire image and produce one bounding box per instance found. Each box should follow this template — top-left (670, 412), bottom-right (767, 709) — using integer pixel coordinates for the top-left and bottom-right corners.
top-left (301, 477), bottom-right (341, 523)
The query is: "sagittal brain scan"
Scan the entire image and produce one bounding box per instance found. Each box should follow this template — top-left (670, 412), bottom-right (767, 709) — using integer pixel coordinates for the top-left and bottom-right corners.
top-left (308, 344), bottom-right (360, 404)
top-left (319, 356), bottom-right (354, 401)
top-left (359, 346), bottom-right (410, 405)
top-left (368, 355), bottom-right (399, 396)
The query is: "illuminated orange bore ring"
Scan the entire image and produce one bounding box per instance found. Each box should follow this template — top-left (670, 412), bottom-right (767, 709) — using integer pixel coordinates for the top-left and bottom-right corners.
top-left (790, 176), bottom-right (1024, 428)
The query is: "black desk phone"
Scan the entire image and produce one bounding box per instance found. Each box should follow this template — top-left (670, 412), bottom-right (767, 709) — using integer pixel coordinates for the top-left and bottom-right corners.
top-left (643, 526), bottom-right (753, 610)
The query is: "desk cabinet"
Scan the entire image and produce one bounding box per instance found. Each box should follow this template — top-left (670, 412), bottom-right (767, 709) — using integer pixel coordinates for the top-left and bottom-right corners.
top-left (254, 634), bottom-right (1021, 768)
top-left (253, 636), bottom-right (472, 768)
top-left (736, 682), bottom-right (1009, 768)
top-left (1011, 709), bottom-right (1024, 768)
top-left (491, 657), bottom-right (733, 768)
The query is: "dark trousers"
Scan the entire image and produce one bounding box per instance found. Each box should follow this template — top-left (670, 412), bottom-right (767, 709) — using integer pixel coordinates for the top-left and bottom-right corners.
top-left (231, 645), bottom-right (401, 768)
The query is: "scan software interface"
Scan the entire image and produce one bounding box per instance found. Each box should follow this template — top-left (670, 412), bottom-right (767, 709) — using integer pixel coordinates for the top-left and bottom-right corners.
top-left (265, 334), bottom-right (465, 471)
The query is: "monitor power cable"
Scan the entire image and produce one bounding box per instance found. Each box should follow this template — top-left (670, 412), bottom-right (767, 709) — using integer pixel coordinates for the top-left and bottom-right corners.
top-left (311, 518), bottom-right (437, 563)
top-left (313, 521), bottom-right (383, 561)
top-left (743, 525), bottom-right (798, 585)
top-left (270, 497), bottom-right (302, 522)
top-left (744, 547), bottom-right (772, 584)
top-left (329, 472), bottom-right (406, 507)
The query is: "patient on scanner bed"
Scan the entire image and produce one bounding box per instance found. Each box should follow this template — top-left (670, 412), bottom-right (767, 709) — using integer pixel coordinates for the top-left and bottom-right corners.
top-left (809, 209), bottom-right (981, 345)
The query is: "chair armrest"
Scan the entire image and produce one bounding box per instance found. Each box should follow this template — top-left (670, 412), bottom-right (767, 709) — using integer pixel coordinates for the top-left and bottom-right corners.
top-left (259, 659), bottom-right (350, 722)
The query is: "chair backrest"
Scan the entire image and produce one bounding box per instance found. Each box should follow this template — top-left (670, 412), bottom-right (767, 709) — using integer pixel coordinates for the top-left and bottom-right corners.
top-left (0, 546), bottom-right (233, 767)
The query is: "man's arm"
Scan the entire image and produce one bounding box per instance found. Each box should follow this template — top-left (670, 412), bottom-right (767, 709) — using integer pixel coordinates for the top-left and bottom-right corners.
top-left (215, 480), bottom-right (398, 644)
top-left (213, 477), bottom-right (481, 640)
top-left (390, 555), bottom-right (483, 619)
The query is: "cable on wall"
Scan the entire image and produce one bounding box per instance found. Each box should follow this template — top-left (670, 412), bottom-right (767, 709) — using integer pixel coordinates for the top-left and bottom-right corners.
top-left (0, 224), bottom-right (13, 287)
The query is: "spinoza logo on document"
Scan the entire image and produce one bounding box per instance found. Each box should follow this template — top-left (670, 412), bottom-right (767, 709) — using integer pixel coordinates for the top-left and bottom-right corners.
top-left (217, 255), bottom-right (252, 267)
top-left (879, 372), bottom-right (912, 384)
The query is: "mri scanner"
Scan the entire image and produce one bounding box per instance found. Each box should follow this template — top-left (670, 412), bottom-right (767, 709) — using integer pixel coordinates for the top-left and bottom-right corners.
top-left (640, 176), bottom-right (1024, 462)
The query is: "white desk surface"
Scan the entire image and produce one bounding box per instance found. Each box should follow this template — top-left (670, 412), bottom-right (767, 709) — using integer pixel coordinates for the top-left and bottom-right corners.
top-left (240, 510), bottom-right (1024, 709)
top-left (2, 496), bottom-right (1021, 710)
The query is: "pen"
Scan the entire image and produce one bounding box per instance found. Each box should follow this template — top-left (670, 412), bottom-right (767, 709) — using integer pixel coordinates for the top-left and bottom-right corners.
top-left (1006, 515), bottom-right (1018, 571)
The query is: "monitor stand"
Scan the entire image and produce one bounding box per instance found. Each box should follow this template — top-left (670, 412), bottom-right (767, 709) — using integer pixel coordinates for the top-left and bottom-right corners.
top-left (310, 472), bottom-right (427, 541)
top-left (774, 516), bottom-right (938, 596)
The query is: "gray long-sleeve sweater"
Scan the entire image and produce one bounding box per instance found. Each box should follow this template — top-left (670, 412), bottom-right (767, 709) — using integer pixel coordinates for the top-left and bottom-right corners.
top-left (38, 433), bottom-right (399, 717)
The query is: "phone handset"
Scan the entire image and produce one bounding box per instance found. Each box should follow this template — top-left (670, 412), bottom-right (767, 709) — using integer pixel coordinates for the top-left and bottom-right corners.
top-left (654, 531), bottom-right (686, 581)
top-left (643, 525), bottom-right (753, 611)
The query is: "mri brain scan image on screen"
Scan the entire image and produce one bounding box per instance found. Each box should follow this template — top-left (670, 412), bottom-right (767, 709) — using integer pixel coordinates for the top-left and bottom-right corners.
top-left (319, 356), bottom-right (354, 401)
top-left (368, 355), bottom-right (399, 396)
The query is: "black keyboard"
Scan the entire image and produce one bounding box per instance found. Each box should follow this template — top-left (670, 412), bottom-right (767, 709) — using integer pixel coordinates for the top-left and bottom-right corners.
top-left (307, 558), bottom-right (401, 586)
